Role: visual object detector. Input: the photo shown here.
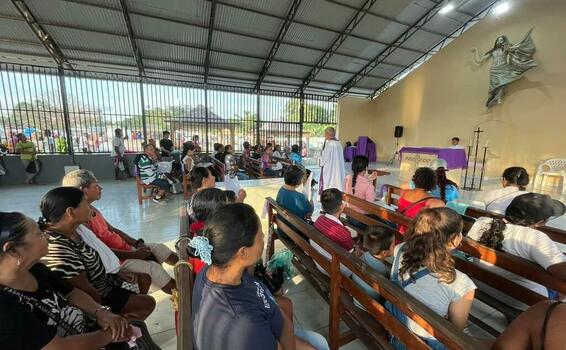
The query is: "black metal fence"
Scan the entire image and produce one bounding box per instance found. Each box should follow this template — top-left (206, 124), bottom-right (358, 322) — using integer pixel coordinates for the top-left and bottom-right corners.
top-left (0, 63), bottom-right (337, 154)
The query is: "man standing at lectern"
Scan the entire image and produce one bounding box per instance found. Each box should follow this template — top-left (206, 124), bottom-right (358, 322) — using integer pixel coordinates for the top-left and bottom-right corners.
top-left (319, 127), bottom-right (345, 194)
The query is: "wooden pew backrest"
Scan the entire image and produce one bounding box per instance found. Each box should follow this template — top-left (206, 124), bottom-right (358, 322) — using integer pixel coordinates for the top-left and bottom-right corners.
top-left (267, 197), bottom-right (482, 350)
top-left (341, 192), bottom-right (559, 307)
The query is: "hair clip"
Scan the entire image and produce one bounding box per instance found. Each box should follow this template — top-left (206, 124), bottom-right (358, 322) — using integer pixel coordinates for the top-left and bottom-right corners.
top-left (189, 236), bottom-right (213, 265)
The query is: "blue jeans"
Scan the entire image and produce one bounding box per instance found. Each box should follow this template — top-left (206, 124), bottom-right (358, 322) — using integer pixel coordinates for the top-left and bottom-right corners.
top-left (295, 329), bottom-right (329, 350)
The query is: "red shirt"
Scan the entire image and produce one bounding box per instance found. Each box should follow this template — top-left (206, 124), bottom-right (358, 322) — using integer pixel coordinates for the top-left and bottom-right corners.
top-left (87, 207), bottom-right (132, 251)
top-left (314, 214), bottom-right (354, 251)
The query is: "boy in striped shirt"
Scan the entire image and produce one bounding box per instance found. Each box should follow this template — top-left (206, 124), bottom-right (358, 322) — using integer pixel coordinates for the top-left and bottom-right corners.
top-left (314, 188), bottom-right (356, 252)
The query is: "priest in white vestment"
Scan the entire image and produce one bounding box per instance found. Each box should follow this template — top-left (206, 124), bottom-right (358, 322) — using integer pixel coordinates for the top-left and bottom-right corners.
top-left (319, 127), bottom-right (345, 193)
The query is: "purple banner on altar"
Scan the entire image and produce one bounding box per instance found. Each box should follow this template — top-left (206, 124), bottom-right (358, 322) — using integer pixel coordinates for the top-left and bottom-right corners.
top-left (344, 146), bottom-right (357, 162)
top-left (356, 136), bottom-right (376, 162)
top-left (399, 147), bottom-right (467, 169)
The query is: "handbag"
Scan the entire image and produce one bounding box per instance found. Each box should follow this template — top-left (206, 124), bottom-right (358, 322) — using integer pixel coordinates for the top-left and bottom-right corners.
top-left (1, 285), bottom-right (84, 336)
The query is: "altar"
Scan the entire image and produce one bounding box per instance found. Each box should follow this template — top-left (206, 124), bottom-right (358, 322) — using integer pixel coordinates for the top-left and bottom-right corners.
top-left (399, 147), bottom-right (467, 186)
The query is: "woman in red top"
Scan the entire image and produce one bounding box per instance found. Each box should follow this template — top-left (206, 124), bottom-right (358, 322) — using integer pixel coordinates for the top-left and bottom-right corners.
top-left (398, 167), bottom-right (445, 233)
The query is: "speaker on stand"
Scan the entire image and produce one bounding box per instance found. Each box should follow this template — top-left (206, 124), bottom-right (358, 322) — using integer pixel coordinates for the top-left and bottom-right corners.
top-left (388, 126), bottom-right (403, 166)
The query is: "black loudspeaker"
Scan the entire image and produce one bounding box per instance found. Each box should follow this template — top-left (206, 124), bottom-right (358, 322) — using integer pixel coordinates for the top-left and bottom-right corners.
top-left (394, 126), bottom-right (404, 138)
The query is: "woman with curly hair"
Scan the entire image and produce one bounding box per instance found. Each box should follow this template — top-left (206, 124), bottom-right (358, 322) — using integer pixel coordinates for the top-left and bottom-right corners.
top-left (390, 208), bottom-right (475, 348)
top-left (397, 167), bottom-right (445, 233)
top-left (467, 193), bottom-right (566, 310)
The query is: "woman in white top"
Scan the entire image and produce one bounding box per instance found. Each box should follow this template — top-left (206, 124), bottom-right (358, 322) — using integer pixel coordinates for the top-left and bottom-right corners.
top-left (467, 193), bottom-right (566, 309)
top-left (181, 141), bottom-right (196, 174)
top-left (390, 208), bottom-right (475, 348)
top-left (482, 167), bottom-right (529, 214)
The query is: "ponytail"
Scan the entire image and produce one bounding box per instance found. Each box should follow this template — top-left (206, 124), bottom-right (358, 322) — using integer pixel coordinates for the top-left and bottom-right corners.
top-left (351, 155), bottom-right (369, 195)
top-left (478, 218), bottom-right (506, 251)
top-left (502, 167), bottom-right (529, 191)
top-left (435, 167), bottom-right (457, 202)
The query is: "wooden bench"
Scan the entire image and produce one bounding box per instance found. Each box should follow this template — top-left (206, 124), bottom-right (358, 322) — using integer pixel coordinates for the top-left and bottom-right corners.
top-left (209, 156), bottom-right (225, 182)
top-left (383, 184), bottom-right (566, 244)
top-left (266, 198), bottom-right (482, 350)
top-left (243, 157), bottom-right (278, 179)
top-left (341, 193), bottom-right (566, 335)
top-left (135, 176), bottom-right (159, 205)
top-left (174, 205), bottom-right (193, 350)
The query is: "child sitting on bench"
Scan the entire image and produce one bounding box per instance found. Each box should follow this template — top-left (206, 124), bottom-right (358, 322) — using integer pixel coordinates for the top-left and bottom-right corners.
top-left (352, 225), bottom-right (395, 310)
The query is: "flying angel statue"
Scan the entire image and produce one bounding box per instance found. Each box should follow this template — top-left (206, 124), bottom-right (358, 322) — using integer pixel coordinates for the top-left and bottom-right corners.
top-left (472, 28), bottom-right (537, 108)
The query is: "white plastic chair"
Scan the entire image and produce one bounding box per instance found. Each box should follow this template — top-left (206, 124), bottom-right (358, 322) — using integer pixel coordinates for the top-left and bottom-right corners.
top-left (533, 159), bottom-right (566, 194)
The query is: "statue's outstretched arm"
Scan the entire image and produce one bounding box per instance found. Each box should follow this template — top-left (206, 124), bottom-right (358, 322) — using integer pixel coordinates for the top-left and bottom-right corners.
top-left (471, 47), bottom-right (490, 65)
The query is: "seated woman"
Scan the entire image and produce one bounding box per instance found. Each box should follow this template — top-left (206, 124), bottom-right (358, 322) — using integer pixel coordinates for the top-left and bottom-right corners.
top-left (224, 144), bottom-right (249, 180)
top-left (289, 144), bottom-right (303, 165)
top-left (344, 155), bottom-right (379, 229)
top-left (397, 167), bottom-right (445, 233)
top-left (276, 165), bottom-right (313, 221)
top-left (181, 141), bottom-right (196, 174)
top-left (431, 167), bottom-right (459, 202)
top-left (188, 166), bottom-right (246, 216)
top-left (481, 166), bottom-right (530, 214)
top-left (390, 208), bottom-right (475, 349)
top-left (466, 193), bottom-right (566, 310)
top-left (191, 203), bottom-right (329, 350)
top-left (137, 144), bottom-right (169, 203)
top-left (352, 225), bottom-right (395, 310)
top-left (0, 211), bottom-right (132, 350)
top-left (262, 145), bottom-right (280, 177)
top-left (40, 187), bottom-right (156, 320)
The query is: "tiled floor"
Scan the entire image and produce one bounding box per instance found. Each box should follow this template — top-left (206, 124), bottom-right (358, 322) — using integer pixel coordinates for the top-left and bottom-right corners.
top-left (1, 161), bottom-right (565, 349)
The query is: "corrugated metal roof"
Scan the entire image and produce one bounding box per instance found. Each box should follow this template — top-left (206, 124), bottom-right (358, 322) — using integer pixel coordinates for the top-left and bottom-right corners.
top-left (215, 3), bottom-right (281, 38)
top-left (0, 2), bottom-right (22, 17)
top-left (402, 29), bottom-right (443, 52)
top-left (274, 44), bottom-right (322, 66)
top-left (128, 0), bottom-right (210, 28)
top-left (210, 51), bottom-right (263, 73)
top-left (0, 18), bottom-right (43, 43)
top-left (0, 0), bottom-right (497, 97)
top-left (212, 31), bottom-right (272, 57)
top-left (267, 61), bottom-right (311, 79)
top-left (0, 41), bottom-right (50, 57)
top-left (293, 0), bottom-right (355, 32)
top-left (130, 14), bottom-right (208, 47)
top-left (26, 0), bottom-right (126, 34)
top-left (44, 25), bottom-right (132, 56)
top-left (65, 49), bottom-right (135, 66)
top-left (284, 22), bottom-right (336, 49)
top-left (228, 0), bottom-right (295, 17)
top-left (138, 40), bottom-right (205, 65)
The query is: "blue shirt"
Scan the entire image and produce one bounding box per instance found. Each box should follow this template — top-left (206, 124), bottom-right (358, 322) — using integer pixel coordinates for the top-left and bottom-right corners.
top-left (289, 152), bottom-right (302, 165)
top-left (192, 266), bottom-right (283, 350)
top-left (352, 252), bottom-right (389, 309)
top-left (276, 187), bottom-right (313, 220)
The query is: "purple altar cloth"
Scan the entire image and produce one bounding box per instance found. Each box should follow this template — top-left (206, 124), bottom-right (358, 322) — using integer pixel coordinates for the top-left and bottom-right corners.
top-left (344, 147), bottom-right (357, 162)
top-left (399, 147), bottom-right (467, 169)
top-left (356, 136), bottom-right (377, 162)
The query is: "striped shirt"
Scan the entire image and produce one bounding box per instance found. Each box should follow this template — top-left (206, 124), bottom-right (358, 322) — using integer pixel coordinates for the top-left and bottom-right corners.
top-left (138, 154), bottom-right (157, 185)
top-left (314, 214), bottom-right (354, 251)
top-left (43, 231), bottom-right (112, 297)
